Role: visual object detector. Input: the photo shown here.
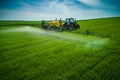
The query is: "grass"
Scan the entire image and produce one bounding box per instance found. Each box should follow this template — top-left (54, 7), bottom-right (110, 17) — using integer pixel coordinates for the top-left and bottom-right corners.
top-left (0, 17), bottom-right (120, 80)
top-left (0, 20), bottom-right (40, 27)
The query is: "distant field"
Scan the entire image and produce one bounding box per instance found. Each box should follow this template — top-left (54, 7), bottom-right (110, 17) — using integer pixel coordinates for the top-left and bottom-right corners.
top-left (0, 20), bottom-right (40, 27)
top-left (0, 17), bottom-right (120, 80)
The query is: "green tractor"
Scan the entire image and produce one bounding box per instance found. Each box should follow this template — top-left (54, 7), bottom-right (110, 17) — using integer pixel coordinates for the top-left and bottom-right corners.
top-left (63, 18), bottom-right (80, 31)
top-left (41, 18), bottom-right (80, 31)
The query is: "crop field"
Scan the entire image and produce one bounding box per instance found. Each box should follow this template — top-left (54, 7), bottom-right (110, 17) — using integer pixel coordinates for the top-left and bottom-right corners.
top-left (0, 17), bottom-right (120, 80)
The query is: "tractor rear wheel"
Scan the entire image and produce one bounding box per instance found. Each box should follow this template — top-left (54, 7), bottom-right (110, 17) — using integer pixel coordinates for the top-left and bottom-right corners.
top-left (69, 23), bottom-right (75, 31)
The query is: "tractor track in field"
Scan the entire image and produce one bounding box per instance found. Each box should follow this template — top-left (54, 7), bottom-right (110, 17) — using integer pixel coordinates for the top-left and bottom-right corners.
top-left (0, 38), bottom-right (41, 46)
top-left (0, 42), bottom-right (72, 78)
top-left (0, 34), bottom-right (33, 43)
top-left (0, 38), bottom-right (51, 53)
top-left (0, 39), bottom-right (57, 63)
top-left (68, 52), bottom-right (111, 80)
top-left (21, 46), bottom-right (76, 80)
top-left (81, 53), bottom-right (111, 76)
top-left (0, 40), bottom-right (68, 63)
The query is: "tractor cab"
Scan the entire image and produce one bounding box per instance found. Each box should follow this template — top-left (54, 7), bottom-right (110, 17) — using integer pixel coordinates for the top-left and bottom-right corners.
top-left (63, 18), bottom-right (79, 30)
top-left (65, 18), bottom-right (76, 24)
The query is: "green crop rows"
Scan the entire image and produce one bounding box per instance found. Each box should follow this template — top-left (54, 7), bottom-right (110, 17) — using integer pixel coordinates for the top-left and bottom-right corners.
top-left (0, 17), bottom-right (120, 80)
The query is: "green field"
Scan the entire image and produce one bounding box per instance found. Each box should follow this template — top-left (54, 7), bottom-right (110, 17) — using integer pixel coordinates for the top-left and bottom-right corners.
top-left (0, 17), bottom-right (120, 80)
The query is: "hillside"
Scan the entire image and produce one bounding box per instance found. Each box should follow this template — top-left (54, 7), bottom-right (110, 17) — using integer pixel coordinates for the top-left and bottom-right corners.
top-left (0, 17), bottom-right (120, 80)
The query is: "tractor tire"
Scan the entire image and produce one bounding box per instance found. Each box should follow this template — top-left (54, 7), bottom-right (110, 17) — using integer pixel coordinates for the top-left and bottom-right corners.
top-left (69, 23), bottom-right (75, 31)
top-left (76, 24), bottom-right (80, 29)
top-left (49, 26), bottom-right (58, 31)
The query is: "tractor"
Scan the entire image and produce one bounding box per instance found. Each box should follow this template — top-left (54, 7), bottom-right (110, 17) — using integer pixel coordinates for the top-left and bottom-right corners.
top-left (41, 18), bottom-right (80, 31)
